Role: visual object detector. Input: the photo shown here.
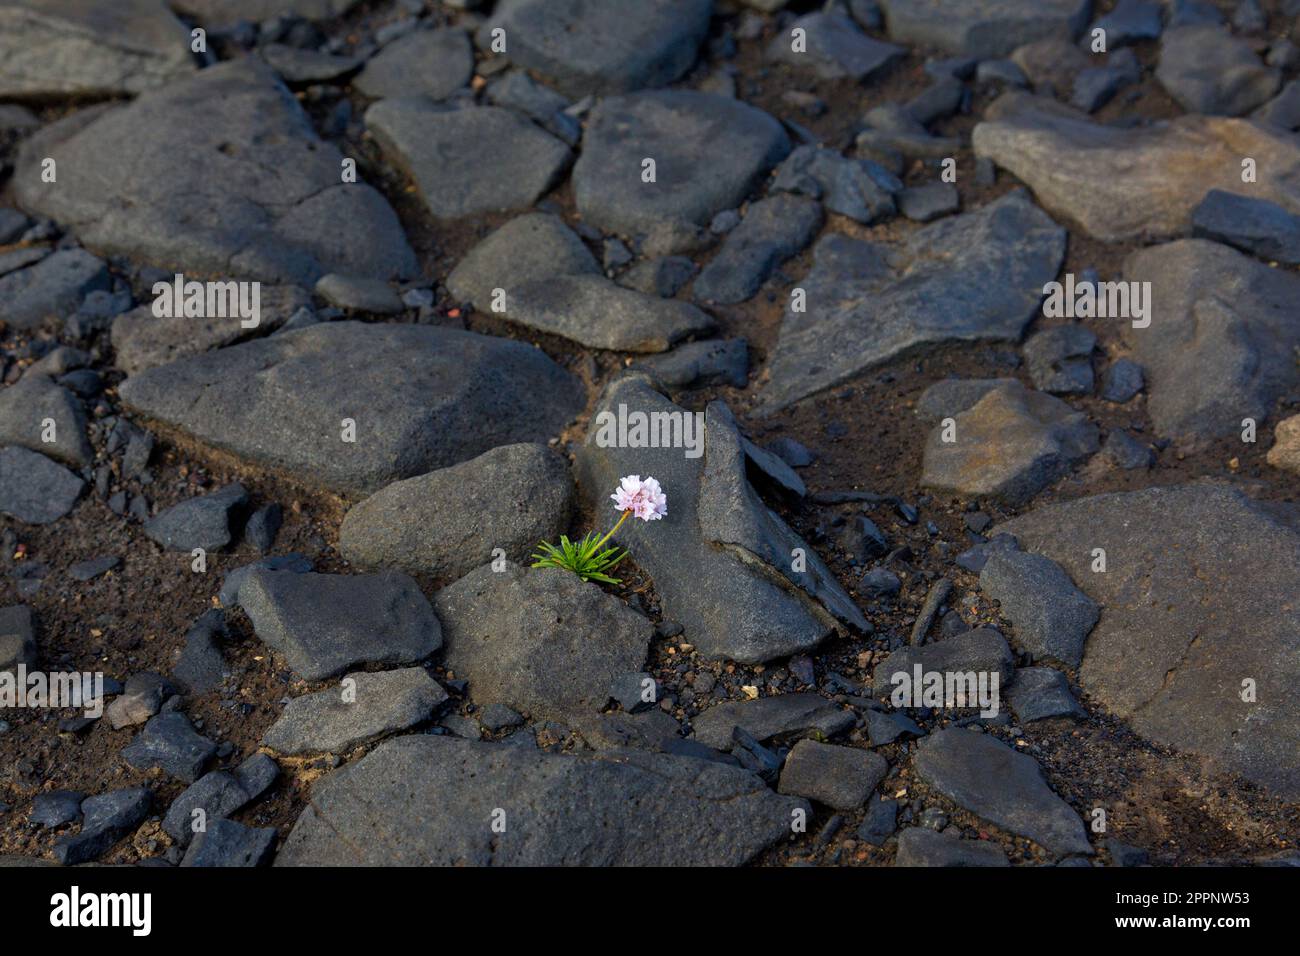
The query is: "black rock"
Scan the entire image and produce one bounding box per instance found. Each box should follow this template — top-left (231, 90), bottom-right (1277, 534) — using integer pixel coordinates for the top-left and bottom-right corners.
top-left (857, 797), bottom-right (900, 846)
top-left (144, 483), bottom-right (249, 553)
top-left (1007, 667), bottom-right (1085, 722)
top-left (29, 790), bottom-right (85, 829)
top-left (181, 818), bottom-right (277, 867)
top-left (53, 788), bottom-right (151, 865)
top-left (122, 713), bottom-right (218, 783)
top-left (172, 609), bottom-right (229, 694)
top-left (244, 503), bottom-right (283, 554)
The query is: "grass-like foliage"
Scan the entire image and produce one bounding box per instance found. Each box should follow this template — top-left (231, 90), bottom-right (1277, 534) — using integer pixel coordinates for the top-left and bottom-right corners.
top-left (531, 531), bottom-right (628, 585)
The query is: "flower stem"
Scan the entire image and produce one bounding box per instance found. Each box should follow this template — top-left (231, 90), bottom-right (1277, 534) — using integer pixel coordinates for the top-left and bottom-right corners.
top-left (591, 509), bottom-right (631, 553)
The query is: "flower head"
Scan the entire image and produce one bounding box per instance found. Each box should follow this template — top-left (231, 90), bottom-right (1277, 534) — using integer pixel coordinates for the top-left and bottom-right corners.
top-left (611, 474), bottom-right (667, 522)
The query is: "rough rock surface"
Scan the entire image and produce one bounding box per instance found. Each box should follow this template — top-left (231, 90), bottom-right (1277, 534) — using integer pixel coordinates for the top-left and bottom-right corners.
top-left (757, 192), bottom-right (1065, 413)
top-left (14, 60), bottom-right (416, 285)
top-left (340, 443), bottom-right (574, 581)
top-left (777, 739), bottom-right (888, 810)
top-left (277, 735), bottom-right (807, 866)
top-left (999, 484), bottom-right (1300, 800)
top-left (973, 95), bottom-right (1300, 241)
top-left (238, 570), bottom-right (442, 681)
top-left (0, 447), bottom-right (85, 525)
top-left (980, 548), bottom-right (1099, 667)
top-left (118, 322), bottom-right (583, 496)
top-left (434, 563), bottom-right (654, 721)
top-left (0, 249), bottom-right (110, 330)
top-left (878, 0), bottom-right (1092, 59)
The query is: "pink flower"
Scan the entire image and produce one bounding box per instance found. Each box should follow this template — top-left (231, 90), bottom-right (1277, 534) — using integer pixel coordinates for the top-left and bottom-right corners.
top-left (611, 474), bottom-right (667, 522)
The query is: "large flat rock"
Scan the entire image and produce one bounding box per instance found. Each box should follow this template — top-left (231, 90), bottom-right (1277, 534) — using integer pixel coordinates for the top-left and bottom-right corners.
top-left (999, 484), bottom-right (1300, 800)
top-left (574, 91), bottom-right (791, 236)
top-left (757, 192), bottom-right (1065, 413)
top-left (14, 59), bottom-right (415, 286)
top-left (434, 563), bottom-right (653, 721)
top-left (0, 0), bottom-right (194, 99)
top-left (878, 0), bottom-right (1091, 59)
top-left (477, 0), bottom-right (713, 98)
top-left (117, 321), bottom-right (583, 496)
top-left (276, 735), bottom-right (806, 866)
top-left (575, 375), bottom-right (866, 663)
top-left (973, 95), bottom-right (1300, 242)
top-left (366, 100), bottom-right (571, 221)
top-left (1122, 239), bottom-right (1300, 447)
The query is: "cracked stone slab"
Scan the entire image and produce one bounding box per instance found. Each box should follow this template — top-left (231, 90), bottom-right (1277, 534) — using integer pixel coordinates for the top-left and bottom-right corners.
top-left (878, 0), bottom-right (1092, 58)
top-left (117, 321), bottom-right (583, 496)
top-left (1121, 239), bottom-right (1300, 448)
top-left (14, 59), bottom-right (416, 286)
top-left (366, 100), bottom-right (572, 220)
top-left (434, 563), bottom-right (653, 722)
top-left (476, 0), bottom-right (713, 99)
top-left (915, 727), bottom-right (1091, 858)
top-left (758, 192), bottom-right (1065, 414)
top-left (574, 91), bottom-right (791, 236)
top-left (263, 667), bottom-right (448, 755)
top-left (0, 0), bottom-right (195, 100)
top-left (576, 375), bottom-right (866, 663)
top-left (238, 570), bottom-right (443, 681)
top-left (973, 94), bottom-right (1300, 242)
top-left (998, 483), bottom-right (1300, 801)
top-left (277, 735), bottom-right (807, 866)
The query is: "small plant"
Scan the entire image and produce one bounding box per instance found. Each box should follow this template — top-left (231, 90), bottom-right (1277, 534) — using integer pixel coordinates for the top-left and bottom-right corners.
top-left (531, 475), bottom-right (666, 584)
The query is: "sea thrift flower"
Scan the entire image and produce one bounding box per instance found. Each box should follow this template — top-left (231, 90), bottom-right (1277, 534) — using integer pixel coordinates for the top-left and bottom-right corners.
top-left (532, 475), bottom-right (668, 585)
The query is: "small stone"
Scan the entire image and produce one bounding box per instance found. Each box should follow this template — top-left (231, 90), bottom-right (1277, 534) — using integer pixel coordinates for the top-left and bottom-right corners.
top-left (68, 556), bottom-right (120, 582)
top-left (144, 483), bottom-right (248, 552)
top-left (1101, 358), bottom-right (1144, 403)
top-left (1191, 189), bottom-right (1300, 265)
top-left (29, 790), bottom-right (85, 829)
top-left (106, 672), bottom-right (173, 730)
top-left (1007, 667), bottom-right (1085, 722)
top-left (857, 797), bottom-right (899, 845)
top-left (314, 274), bottom-right (403, 314)
top-left (1023, 325), bottom-right (1095, 395)
top-left (895, 827), bottom-right (1009, 866)
top-left (633, 339), bottom-right (749, 389)
top-left (181, 819), bottom-right (277, 867)
top-left (1103, 429), bottom-right (1155, 470)
top-left (0, 605), bottom-right (38, 675)
top-left (244, 504), bottom-right (282, 554)
top-left (897, 183), bottom-right (959, 222)
top-left (778, 739), bottom-right (888, 810)
top-left (53, 788), bottom-right (151, 865)
top-left (980, 549), bottom-right (1098, 668)
top-left (122, 713), bottom-right (218, 783)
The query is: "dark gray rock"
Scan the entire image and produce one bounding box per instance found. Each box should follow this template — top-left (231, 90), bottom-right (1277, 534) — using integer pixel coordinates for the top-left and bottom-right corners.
top-left (1157, 26), bottom-right (1279, 116)
top-left (181, 819), bottom-right (277, 867)
top-left (692, 692), bottom-right (855, 750)
top-left (434, 563), bottom-right (652, 721)
top-left (0, 375), bottom-right (93, 467)
top-left (1122, 239), bottom-right (1300, 446)
top-left (446, 213), bottom-right (599, 309)
top-left (260, 44), bottom-right (361, 84)
top-left (0, 605), bottom-right (37, 675)
top-left (30, 790), bottom-right (84, 829)
top-left (0, 249), bottom-right (110, 331)
top-left (1007, 667), bottom-right (1084, 722)
top-left (219, 554), bottom-right (312, 608)
top-left (631, 340), bottom-right (749, 392)
top-left (277, 735), bottom-right (806, 865)
top-left (118, 321), bottom-right (583, 496)
top-left (173, 609), bottom-right (229, 695)
top-left (877, 0), bottom-right (1092, 58)
top-left (340, 443), bottom-right (573, 581)
top-left (1192, 189), bottom-right (1300, 265)
top-left (768, 437), bottom-right (813, 468)
top-left (693, 196), bottom-right (822, 305)
top-left (980, 548), bottom-right (1098, 667)
top-left (313, 274), bottom-right (403, 314)
top-left (353, 28), bottom-right (472, 100)
top-left (914, 727), bottom-right (1091, 857)
top-left (857, 797), bottom-right (899, 845)
top-left (366, 100), bottom-right (571, 220)
top-left (122, 713), bottom-right (217, 783)
top-left (1103, 429), bottom-right (1155, 470)
top-left (1090, 0), bottom-right (1163, 47)
top-left (14, 60), bottom-right (415, 286)
top-left (915, 377), bottom-right (1021, 423)
top-left (895, 826), bottom-right (1010, 866)
top-left (234, 752), bottom-right (278, 801)
top-left (609, 673), bottom-right (657, 714)
top-left (163, 769), bottom-right (254, 846)
top-left (1254, 80), bottom-right (1300, 131)
top-left (53, 788), bottom-right (151, 865)
top-left (618, 256), bottom-right (699, 298)
top-left (865, 708), bottom-right (923, 745)
top-left (860, 566), bottom-right (902, 598)
top-left (575, 709), bottom-right (731, 764)
top-left (239, 570), bottom-right (442, 681)
top-left (574, 91), bottom-right (791, 236)
top-left (1101, 358), bottom-right (1144, 403)
top-left (898, 183), bottom-right (959, 222)
top-left (771, 146), bottom-right (901, 225)
top-left (486, 71), bottom-right (580, 144)
top-left (778, 739), bottom-right (888, 810)
top-left (0, 0), bottom-right (193, 98)
top-left (480, 703), bottom-right (525, 732)
top-left (872, 628), bottom-right (1015, 696)
top-left (144, 483), bottom-right (248, 553)
top-left (476, 0), bottom-right (713, 98)
top-left (999, 484), bottom-right (1300, 800)
top-left (576, 377), bottom-right (866, 663)
top-left (244, 504), bottom-right (282, 554)
top-left (758, 192), bottom-right (1065, 413)
top-left (0, 448), bottom-right (85, 525)
top-left (921, 383), bottom-right (1098, 505)
top-left (263, 667), bottom-right (447, 754)
top-left (766, 12), bottom-right (904, 80)
top-left (1024, 324), bottom-right (1095, 395)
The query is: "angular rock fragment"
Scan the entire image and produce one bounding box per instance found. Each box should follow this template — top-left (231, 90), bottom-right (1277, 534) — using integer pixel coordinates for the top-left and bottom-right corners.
top-left (692, 693), bottom-right (855, 750)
